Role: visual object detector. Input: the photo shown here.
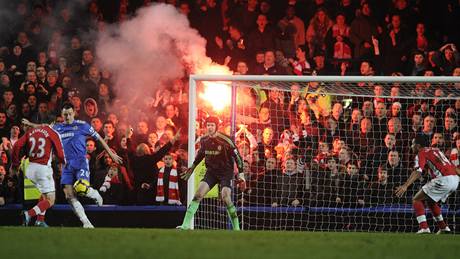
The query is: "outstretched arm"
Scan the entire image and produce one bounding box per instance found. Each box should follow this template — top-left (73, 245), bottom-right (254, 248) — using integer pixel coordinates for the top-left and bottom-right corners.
top-left (96, 134), bottom-right (123, 164)
top-left (395, 170), bottom-right (422, 197)
top-left (21, 118), bottom-right (48, 128)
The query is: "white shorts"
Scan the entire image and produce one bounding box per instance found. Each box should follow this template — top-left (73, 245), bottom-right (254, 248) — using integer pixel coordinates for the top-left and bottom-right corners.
top-left (422, 175), bottom-right (459, 203)
top-left (26, 162), bottom-right (55, 194)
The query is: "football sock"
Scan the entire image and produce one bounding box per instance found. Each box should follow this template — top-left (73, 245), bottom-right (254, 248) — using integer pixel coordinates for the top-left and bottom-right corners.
top-left (69, 198), bottom-right (91, 224)
top-left (85, 187), bottom-right (101, 200)
top-left (413, 200), bottom-right (429, 229)
top-left (28, 199), bottom-right (51, 218)
top-left (428, 202), bottom-right (447, 229)
top-left (227, 203), bottom-right (240, 230)
top-left (181, 200), bottom-right (200, 228)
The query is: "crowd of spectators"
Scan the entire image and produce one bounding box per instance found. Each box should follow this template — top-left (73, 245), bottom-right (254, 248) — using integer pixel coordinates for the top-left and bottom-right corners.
top-left (0, 0), bottom-right (460, 209)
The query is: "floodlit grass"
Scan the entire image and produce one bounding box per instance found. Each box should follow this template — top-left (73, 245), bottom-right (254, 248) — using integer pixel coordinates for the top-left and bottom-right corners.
top-left (1, 227), bottom-right (459, 259)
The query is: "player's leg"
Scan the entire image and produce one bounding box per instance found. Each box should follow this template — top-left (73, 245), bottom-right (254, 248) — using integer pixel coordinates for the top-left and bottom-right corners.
top-left (178, 179), bottom-right (213, 230)
top-left (412, 189), bottom-right (430, 233)
top-left (76, 160), bottom-right (103, 206)
top-left (22, 163), bottom-right (54, 226)
top-left (221, 186), bottom-right (240, 231)
top-left (63, 185), bottom-right (94, 228)
top-left (61, 164), bottom-right (94, 228)
top-left (34, 192), bottom-right (55, 227)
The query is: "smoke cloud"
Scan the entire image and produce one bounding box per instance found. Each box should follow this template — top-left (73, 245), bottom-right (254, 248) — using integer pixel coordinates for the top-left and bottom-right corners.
top-left (96, 3), bottom-right (224, 111)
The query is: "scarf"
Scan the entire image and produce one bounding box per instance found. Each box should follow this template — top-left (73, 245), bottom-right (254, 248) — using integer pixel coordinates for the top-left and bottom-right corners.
top-left (156, 167), bottom-right (181, 205)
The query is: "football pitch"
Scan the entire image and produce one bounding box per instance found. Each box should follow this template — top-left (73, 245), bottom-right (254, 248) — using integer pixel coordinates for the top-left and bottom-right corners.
top-left (1, 227), bottom-right (459, 259)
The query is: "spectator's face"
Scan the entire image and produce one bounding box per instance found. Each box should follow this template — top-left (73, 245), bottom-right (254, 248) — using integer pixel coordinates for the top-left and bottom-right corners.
top-left (453, 68), bottom-right (460, 76)
top-left (317, 10), bottom-right (326, 22)
top-left (388, 119), bottom-right (401, 133)
top-left (391, 15), bottom-right (401, 29)
top-left (89, 66), bottom-right (99, 79)
top-left (85, 102), bottom-right (96, 115)
top-left (362, 4), bottom-right (371, 16)
top-left (38, 103), bottom-right (47, 114)
top-left (137, 121), bottom-right (149, 134)
top-left (388, 151), bottom-right (400, 165)
top-left (259, 107), bottom-right (270, 122)
top-left (265, 51), bottom-right (275, 65)
top-left (338, 148), bottom-right (349, 162)
top-left (284, 159), bottom-right (296, 172)
top-left (1, 74), bottom-right (9, 85)
top-left (103, 123), bottom-right (115, 136)
top-left (13, 45), bottom-right (22, 56)
top-left (351, 109), bottom-right (362, 122)
top-left (374, 86), bottom-right (383, 96)
top-left (91, 118), bottom-right (102, 132)
top-left (269, 88), bottom-right (280, 101)
top-left (26, 84), bottom-right (36, 95)
top-left (332, 103), bottom-right (343, 118)
top-left (27, 62), bottom-right (37, 72)
top-left (262, 128), bottom-right (273, 143)
top-left (70, 96), bottom-right (81, 108)
top-left (71, 37), bottom-right (81, 49)
top-left (239, 143), bottom-right (250, 157)
top-left (384, 134), bottom-right (396, 148)
top-left (11, 126), bottom-right (20, 137)
top-left (319, 142), bottom-right (329, 153)
top-left (445, 117), bottom-right (456, 130)
top-left (347, 164), bottom-right (358, 175)
top-left (391, 87), bottom-right (400, 97)
top-left (62, 76), bottom-right (71, 87)
top-left (28, 95), bottom-right (37, 107)
top-left (27, 71), bottom-right (37, 82)
top-left (83, 50), bottom-right (93, 63)
top-left (22, 103), bottom-right (30, 115)
top-left (423, 116), bottom-right (435, 132)
top-left (156, 116), bottom-right (167, 130)
top-left (0, 113), bottom-right (6, 126)
top-left (445, 49), bottom-right (454, 60)
top-left (86, 140), bottom-right (96, 153)
top-left (256, 15), bottom-right (268, 28)
top-left (378, 169), bottom-right (388, 182)
top-left (414, 54), bottom-right (424, 65)
top-left (375, 103), bottom-right (386, 118)
top-left (297, 99), bottom-right (307, 112)
top-left (120, 137), bottom-right (127, 149)
top-left (327, 118), bottom-right (337, 130)
top-left (236, 62), bottom-right (248, 74)
top-left (164, 129), bottom-right (174, 141)
top-left (314, 55), bottom-right (325, 68)
top-left (360, 119), bottom-right (372, 133)
top-left (256, 53), bottom-right (265, 63)
top-left (61, 108), bottom-right (75, 124)
top-left (295, 47), bottom-right (306, 60)
top-left (163, 155), bottom-right (174, 167)
top-left (178, 3), bottom-right (191, 15)
top-left (434, 89), bottom-right (443, 97)
top-left (360, 62), bottom-right (371, 75)
top-left (99, 84), bottom-right (109, 97)
top-left (333, 139), bottom-right (345, 152)
top-left (36, 66), bottom-right (46, 78)
top-left (266, 158), bottom-right (276, 170)
top-left (38, 52), bottom-right (47, 63)
top-left (431, 133), bottom-right (444, 146)
top-left (165, 105), bottom-right (176, 118)
top-left (391, 104), bottom-right (401, 116)
top-left (3, 91), bottom-right (14, 102)
top-left (327, 159), bottom-right (337, 170)
top-left (47, 74), bottom-right (57, 85)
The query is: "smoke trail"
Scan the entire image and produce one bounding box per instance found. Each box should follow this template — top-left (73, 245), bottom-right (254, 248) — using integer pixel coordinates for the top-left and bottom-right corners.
top-left (96, 3), bottom-right (225, 112)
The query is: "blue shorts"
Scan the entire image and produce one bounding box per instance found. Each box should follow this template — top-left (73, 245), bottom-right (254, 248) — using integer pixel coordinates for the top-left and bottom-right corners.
top-left (60, 158), bottom-right (90, 185)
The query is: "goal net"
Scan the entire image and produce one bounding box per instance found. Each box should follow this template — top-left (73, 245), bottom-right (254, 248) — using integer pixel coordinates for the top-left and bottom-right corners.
top-left (187, 75), bottom-right (460, 232)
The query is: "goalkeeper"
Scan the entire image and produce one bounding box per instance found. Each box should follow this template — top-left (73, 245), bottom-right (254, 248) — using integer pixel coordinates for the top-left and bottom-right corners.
top-left (178, 116), bottom-right (246, 230)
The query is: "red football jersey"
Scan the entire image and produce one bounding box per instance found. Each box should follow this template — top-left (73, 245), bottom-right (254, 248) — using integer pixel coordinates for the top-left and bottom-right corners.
top-left (415, 147), bottom-right (457, 179)
top-left (12, 126), bottom-right (66, 167)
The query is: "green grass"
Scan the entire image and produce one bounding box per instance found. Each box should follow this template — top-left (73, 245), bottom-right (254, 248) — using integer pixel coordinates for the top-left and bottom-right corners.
top-left (1, 227), bottom-right (459, 259)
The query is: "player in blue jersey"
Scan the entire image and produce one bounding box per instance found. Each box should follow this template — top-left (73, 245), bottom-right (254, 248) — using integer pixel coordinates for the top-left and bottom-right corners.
top-left (23, 103), bottom-right (122, 228)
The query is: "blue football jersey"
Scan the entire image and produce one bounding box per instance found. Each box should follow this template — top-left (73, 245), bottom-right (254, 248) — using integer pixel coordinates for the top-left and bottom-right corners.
top-left (53, 120), bottom-right (99, 160)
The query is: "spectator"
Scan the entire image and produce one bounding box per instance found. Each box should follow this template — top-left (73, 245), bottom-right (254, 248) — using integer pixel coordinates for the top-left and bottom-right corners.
top-left (156, 153), bottom-right (181, 205)
top-left (350, 2), bottom-right (378, 59)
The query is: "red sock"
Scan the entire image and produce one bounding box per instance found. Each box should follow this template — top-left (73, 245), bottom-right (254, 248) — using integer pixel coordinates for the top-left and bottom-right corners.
top-left (427, 202), bottom-right (447, 229)
top-left (37, 214), bottom-right (46, 222)
top-left (413, 200), bottom-right (429, 229)
top-left (28, 200), bottom-right (51, 217)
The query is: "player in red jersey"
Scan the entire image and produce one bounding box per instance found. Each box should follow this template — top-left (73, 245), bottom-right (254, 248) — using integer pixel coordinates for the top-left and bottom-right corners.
top-left (11, 125), bottom-right (66, 227)
top-left (396, 137), bottom-right (460, 234)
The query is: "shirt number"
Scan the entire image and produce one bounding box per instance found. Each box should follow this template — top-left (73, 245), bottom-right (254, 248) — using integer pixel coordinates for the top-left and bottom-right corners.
top-left (29, 137), bottom-right (46, 158)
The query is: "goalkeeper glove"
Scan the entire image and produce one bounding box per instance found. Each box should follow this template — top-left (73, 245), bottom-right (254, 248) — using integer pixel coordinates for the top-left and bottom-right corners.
top-left (236, 173), bottom-right (247, 192)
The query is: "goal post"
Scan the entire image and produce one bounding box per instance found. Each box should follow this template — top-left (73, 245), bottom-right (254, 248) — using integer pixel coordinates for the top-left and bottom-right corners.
top-left (187, 75), bottom-right (460, 232)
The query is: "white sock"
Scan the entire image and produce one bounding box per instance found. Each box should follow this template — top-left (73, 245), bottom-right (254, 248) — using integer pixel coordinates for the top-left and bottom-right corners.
top-left (69, 198), bottom-right (90, 224)
top-left (85, 187), bottom-right (102, 200)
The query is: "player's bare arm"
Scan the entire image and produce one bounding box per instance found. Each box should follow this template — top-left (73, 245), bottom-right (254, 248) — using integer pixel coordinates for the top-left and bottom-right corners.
top-left (395, 170), bottom-right (422, 197)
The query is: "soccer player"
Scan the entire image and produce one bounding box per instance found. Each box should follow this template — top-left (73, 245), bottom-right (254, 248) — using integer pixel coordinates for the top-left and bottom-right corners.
top-left (23, 103), bottom-right (122, 228)
top-left (11, 125), bottom-right (66, 227)
top-left (395, 137), bottom-right (460, 234)
top-left (178, 116), bottom-right (246, 230)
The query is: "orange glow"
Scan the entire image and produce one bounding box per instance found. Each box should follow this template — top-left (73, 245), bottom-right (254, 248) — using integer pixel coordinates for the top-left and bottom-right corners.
top-left (198, 64), bottom-right (232, 112)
